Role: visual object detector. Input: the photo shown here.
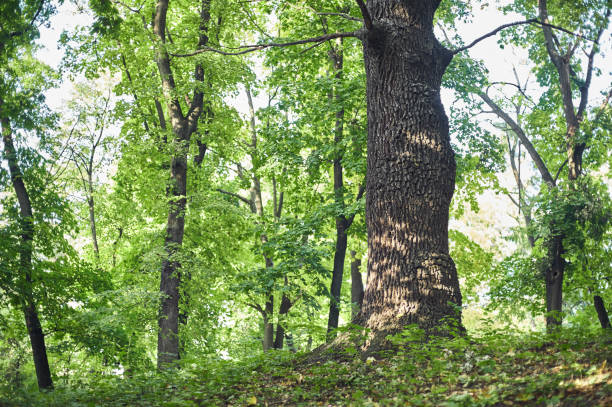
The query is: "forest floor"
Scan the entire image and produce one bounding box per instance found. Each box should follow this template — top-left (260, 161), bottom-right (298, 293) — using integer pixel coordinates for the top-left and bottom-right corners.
top-left (3, 326), bottom-right (612, 406)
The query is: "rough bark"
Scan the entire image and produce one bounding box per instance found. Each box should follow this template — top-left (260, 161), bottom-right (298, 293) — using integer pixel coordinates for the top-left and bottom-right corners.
top-left (594, 295), bottom-right (611, 329)
top-left (154, 0), bottom-right (208, 368)
top-left (1, 116), bottom-right (53, 390)
top-left (359, 0), bottom-right (462, 339)
top-left (350, 251), bottom-right (364, 319)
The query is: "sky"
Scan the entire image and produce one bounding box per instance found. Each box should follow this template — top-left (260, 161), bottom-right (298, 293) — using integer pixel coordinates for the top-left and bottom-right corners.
top-left (34, 1), bottom-right (610, 256)
top-left (37, 2), bottom-right (610, 113)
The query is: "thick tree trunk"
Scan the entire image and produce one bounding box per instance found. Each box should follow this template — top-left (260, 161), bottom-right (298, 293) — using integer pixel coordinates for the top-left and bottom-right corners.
top-left (359, 0), bottom-right (461, 338)
top-left (1, 116), bottom-right (53, 390)
top-left (350, 251), bottom-right (364, 319)
top-left (594, 295), bottom-right (611, 329)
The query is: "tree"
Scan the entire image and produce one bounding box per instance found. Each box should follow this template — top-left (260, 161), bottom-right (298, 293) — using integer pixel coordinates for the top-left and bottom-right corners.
top-left (454, 0), bottom-right (611, 329)
top-left (175, 0), bottom-right (589, 342)
top-left (0, 0), bottom-right (58, 390)
top-left (150, 0), bottom-right (209, 368)
top-left (355, 0), bottom-right (462, 338)
top-left (55, 81), bottom-right (115, 262)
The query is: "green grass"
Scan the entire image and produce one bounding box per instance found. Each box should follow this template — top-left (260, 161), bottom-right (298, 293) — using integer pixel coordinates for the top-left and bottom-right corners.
top-left (2, 326), bottom-right (611, 406)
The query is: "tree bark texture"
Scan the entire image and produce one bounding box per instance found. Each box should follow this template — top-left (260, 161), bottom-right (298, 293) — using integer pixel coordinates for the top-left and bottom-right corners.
top-left (350, 251), bottom-right (364, 319)
top-left (154, 0), bottom-right (208, 368)
top-left (359, 0), bottom-right (462, 337)
top-left (594, 295), bottom-right (611, 329)
top-left (1, 116), bottom-right (53, 390)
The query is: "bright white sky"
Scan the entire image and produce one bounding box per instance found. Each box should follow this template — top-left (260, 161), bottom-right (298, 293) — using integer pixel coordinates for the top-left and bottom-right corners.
top-left (37, 2), bottom-right (610, 113)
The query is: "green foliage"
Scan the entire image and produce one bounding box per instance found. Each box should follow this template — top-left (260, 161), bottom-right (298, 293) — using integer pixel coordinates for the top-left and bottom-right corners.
top-left (2, 0), bottom-right (611, 398)
top-left (3, 326), bottom-right (610, 406)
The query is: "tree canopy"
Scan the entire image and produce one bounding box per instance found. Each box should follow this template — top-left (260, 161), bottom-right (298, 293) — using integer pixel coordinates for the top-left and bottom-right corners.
top-left (0, 0), bottom-right (610, 404)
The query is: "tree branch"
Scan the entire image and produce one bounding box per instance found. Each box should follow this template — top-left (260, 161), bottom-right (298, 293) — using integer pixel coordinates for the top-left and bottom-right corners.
top-left (354, 0), bottom-right (372, 30)
top-left (171, 31), bottom-right (361, 57)
top-left (506, 192), bottom-right (520, 208)
top-left (452, 18), bottom-right (594, 55)
top-left (216, 188), bottom-right (253, 207)
top-left (577, 7), bottom-right (610, 121)
top-left (593, 88), bottom-right (612, 123)
top-left (246, 302), bottom-right (265, 318)
top-left (479, 92), bottom-right (555, 186)
top-left (554, 158), bottom-right (568, 183)
top-left (318, 12), bottom-right (362, 22)
top-left (7, 0), bottom-right (45, 40)
top-left (346, 183), bottom-right (366, 228)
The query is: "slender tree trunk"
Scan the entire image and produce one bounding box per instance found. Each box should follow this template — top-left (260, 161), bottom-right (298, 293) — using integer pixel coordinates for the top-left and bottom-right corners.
top-left (359, 0), bottom-right (462, 339)
top-left (593, 295), bottom-right (611, 329)
top-left (327, 223), bottom-right (348, 339)
top-left (1, 116), bottom-right (53, 390)
top-left (154, 0), bottom-right (208, 368)
top-left (245, 86), bottom-right (284, 352)
top-left (274, 278), bottom-right (292, 349)
top-left (326, 38), bottom-right (353, 340)
top-left (350, 251), bottom-right (364, 319)
top-left (86, 174), bottom-right (100, 260)
top-left (158, 152), bottom-right (188, 366)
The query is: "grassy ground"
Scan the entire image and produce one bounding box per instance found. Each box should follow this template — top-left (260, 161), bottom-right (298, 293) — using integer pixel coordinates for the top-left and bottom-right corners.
top-left (2, 326), bottom-right (611, 406)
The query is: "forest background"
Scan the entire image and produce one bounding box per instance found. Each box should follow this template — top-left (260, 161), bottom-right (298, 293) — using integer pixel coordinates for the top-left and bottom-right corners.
top-left (0, 0), bottom-right (611, 405)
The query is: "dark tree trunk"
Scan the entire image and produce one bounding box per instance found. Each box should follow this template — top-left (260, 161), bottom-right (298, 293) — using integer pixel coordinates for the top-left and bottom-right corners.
top-left (273, 290), bottom-right (292, 349)
top-left (326, 38), bottom-right (360, 340)
top-left (1, 116), bottom-right (53, 390)
top-left (350, 251), bottom-right (364, 319)
top-left (327, 222), bottom-right (348, 339)
top-left (594, 295), bottom-right (611, 329)
top-left (157, 153), bottom-right (188, 366)
top-left (359, 0), bottom-right (462, 338)
top-left (24, 303), bottom-right (53, 390)
top-left (545, 236), bottom-right (564, 330)
top-left (154, 0), bottom-right (208, 368)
